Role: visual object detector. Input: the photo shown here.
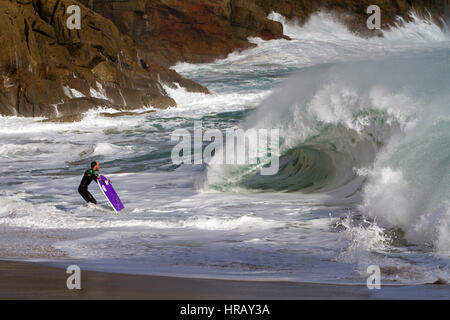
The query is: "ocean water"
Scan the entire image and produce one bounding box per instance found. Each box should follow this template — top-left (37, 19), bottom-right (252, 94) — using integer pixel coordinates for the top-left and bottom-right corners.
top-left (0, 13), bottom-right (449, 286)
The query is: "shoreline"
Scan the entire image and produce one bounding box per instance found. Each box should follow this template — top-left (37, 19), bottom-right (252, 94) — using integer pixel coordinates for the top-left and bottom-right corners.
top-left (1, 260), bottom-right (448, 299)
top-left (0, 260), bottom-right (372, 299)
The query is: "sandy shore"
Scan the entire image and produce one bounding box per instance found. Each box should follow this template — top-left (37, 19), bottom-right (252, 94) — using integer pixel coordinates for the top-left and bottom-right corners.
top-left (0, 260), bottom-right (375, 299)
top-left (1, 260), bottom-right (448, 299)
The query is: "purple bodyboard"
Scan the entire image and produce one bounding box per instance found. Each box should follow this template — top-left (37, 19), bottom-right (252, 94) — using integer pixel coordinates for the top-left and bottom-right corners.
top-left (97, 175), bottom-right (124, 213)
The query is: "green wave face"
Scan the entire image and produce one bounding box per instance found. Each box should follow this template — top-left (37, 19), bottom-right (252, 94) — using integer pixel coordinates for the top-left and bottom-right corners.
top-left (205, 108), bottom-right (398, 194)
top-left (242, 145), bottom-right (336, 192)
top-left (205, 50), bottom-right (449, 199)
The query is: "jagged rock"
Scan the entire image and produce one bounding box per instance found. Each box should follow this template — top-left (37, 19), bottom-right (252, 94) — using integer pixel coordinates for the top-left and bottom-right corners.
top-left (99, 110), bottom-right (156, 118)
top-left (79, 0), bottom-right (285, 66)
top-left (41, 114), bottom-right (85, 123)
top-left (81, 0), bottom-right (449, 66)
top-left (0, 0), bottom-right (208, 118)
top-left (41, 109), bottom-right (156, 122)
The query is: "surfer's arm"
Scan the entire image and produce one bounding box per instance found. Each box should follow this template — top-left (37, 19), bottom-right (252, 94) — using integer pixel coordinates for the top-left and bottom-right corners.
top-left (90, 171), bottom-right (99, 182)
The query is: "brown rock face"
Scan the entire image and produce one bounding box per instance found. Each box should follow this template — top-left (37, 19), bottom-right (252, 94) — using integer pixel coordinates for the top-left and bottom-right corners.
top-left (1, 0), bottom-right (448, 118)
top-left (0, 0), bottom-right (208, 118)
top-left (81, 0), bottom-right (449, 67)
top-left (80, 0), bottom-right (287, 66)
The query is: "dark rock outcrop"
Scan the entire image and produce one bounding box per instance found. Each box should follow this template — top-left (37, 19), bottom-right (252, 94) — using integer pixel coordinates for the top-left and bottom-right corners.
top-left (0, 0), bottom-right (208, 118)
top-left (80, 0), bottom-right (450, 67)
top-left (79, 0), bottom-right (288, 66)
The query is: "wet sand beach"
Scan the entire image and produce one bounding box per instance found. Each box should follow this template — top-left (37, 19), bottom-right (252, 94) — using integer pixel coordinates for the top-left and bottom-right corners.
top-left (1, 260), bottom-right (449, 300)
top-left (0, 260), bottom-right (373, 299)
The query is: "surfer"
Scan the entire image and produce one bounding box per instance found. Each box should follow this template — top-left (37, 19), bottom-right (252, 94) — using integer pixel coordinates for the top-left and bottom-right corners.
top-left (78, 161), bottom-right (102, 204)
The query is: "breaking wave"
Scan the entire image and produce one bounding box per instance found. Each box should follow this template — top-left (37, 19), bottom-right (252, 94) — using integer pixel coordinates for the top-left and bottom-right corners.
top-left (205, 49), bottom-right (450, 252)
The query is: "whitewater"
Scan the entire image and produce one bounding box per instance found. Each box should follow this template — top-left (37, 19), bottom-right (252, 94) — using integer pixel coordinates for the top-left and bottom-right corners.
top-left (0, 12), bottom-right (449, 285)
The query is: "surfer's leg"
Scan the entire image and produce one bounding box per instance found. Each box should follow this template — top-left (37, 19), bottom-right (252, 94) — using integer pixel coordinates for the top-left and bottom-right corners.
top-left (86, 191), bottom-right (97, 204)
top-left (78, 187), bottom-right (96, 204)
top-left (78, 188), bottom-right (89, 202)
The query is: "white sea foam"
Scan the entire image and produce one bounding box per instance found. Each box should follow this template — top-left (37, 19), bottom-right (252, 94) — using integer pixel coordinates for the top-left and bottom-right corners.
top-left (161, 84), bottom-right (270, 118)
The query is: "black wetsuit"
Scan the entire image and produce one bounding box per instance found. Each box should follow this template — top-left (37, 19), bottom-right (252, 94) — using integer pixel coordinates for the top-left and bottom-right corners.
top-left (78, 169), bottom-right (99, 204)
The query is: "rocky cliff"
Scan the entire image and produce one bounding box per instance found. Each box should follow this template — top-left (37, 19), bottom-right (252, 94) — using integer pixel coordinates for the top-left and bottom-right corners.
top-left (1, 0), bottom-right (448, 118)
top-left (80, 0), bottom-right (450, 67)
top-left (0, 0), bottom-right (208, 118)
